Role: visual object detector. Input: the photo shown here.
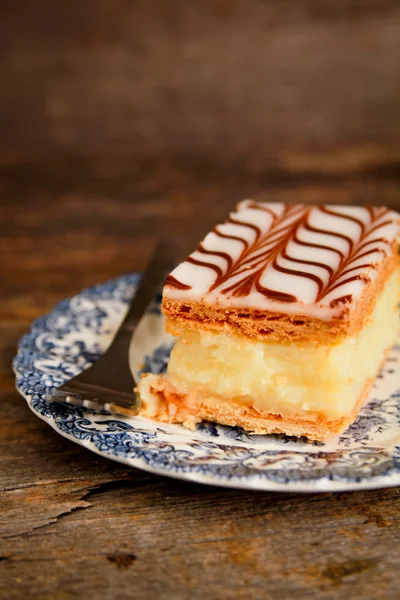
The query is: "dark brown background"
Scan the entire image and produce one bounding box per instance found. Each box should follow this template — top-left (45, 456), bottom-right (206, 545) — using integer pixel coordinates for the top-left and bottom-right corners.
top-left (1, 1), bottom-right (400, 599)
top-left (2, 0), bottom-right (400, 169)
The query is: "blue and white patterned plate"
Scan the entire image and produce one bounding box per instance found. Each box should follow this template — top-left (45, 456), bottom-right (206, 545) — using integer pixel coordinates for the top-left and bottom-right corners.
top-left (13, 274), bottom-right (400, 492)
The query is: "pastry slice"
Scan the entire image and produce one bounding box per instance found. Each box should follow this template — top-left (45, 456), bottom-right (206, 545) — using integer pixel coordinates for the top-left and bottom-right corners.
top-left (137, 201), bottom-right (400, 441)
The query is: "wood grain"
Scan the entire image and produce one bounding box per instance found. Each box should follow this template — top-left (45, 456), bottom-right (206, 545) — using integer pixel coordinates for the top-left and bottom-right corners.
top-left (2, 1), bottom-right (400, 595)
top-left (1, 157), bottom-right (400, 599)
top-left (1, 0), bottom-right (400, 172)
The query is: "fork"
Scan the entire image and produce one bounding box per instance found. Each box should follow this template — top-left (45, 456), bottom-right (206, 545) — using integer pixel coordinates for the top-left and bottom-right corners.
top-left (46, 240), bottom-right (178, 416)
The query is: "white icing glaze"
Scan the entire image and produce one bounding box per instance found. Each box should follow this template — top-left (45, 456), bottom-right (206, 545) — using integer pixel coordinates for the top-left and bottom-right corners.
top-left (164, 201), bottom-right (400, 321)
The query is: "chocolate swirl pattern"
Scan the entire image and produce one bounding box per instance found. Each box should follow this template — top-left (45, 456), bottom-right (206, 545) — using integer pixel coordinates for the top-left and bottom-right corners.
top-left (164, 201), bottom-right (400, 320)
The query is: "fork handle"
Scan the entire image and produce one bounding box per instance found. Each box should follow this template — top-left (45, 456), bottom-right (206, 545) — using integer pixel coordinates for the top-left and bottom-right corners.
top-left (120, 239), bottom-right (180, 333)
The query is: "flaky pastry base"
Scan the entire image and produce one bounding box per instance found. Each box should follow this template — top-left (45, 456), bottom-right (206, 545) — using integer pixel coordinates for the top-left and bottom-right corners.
top-left (137, 371), bottom-right (378, 442)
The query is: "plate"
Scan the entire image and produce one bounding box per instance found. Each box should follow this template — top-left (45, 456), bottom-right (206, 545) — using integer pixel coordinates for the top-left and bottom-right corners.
top-left (14, 274), bottom-right (400, 492)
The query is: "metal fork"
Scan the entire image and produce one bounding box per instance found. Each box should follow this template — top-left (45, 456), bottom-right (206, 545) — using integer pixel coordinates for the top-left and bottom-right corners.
top-left (46, 240), bottom-right (178, 417)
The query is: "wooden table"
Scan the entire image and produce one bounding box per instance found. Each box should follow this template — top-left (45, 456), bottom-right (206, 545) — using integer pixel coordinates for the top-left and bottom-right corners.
top-left (1, 156), bottom-right (400, 600)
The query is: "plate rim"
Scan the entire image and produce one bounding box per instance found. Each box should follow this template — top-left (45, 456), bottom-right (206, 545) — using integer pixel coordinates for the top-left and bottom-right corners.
top-left (17, 389), bottom-right (400, 493)
top-left (13, 273), bottom-right (400, 493)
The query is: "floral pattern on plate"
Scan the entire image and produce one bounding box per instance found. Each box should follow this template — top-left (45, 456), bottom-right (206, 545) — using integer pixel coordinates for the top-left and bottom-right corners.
top-left (13, 274), bottom-right (400, 491)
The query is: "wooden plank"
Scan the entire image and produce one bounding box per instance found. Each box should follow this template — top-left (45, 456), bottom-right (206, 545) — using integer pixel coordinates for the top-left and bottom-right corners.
top-left (1, 401), bottom-right (400, 600)
top-left (1, 159), bottom-right (400, 599)
top-left (1, 155), bottom-right (399, 316)
top-left (1, 1), bottom-right (400, 170)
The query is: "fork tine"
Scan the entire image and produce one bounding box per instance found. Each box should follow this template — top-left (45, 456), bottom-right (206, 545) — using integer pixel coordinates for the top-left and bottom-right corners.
top-left (46, 390), bottom-right (140, 417)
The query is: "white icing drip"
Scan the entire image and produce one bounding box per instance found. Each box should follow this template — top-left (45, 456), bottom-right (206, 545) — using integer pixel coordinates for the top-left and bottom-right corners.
top-left (170, 261), bottom-right (217, 291)
top-left (296, 227), bottom-right (350, 256)
top-left (203, 232), bottom-right (243, 262)
top-left (237, 199), bottom-right (286, 217)
top-left (260, 265), bottom-right (319, 303)
top-left (216, 222), bottom-right (257, 246)
top-left (285, 239), bottom-right (341, 271)
top-left (164, 202), bottom-right (400, 321)
top-left (190, 250), bottom-right (226, 273)
top-left (322, 278), bottom-right (368, 306)
top-left (232, 207), bottom-right (274, 231)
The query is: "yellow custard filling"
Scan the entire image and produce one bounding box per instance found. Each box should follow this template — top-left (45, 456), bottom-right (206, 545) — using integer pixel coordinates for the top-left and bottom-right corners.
top-left (164, 269), bottom-right (400, 421)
